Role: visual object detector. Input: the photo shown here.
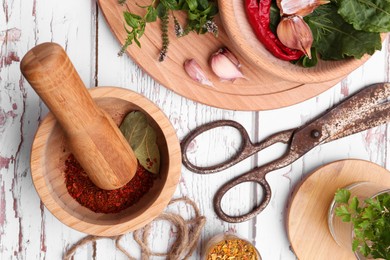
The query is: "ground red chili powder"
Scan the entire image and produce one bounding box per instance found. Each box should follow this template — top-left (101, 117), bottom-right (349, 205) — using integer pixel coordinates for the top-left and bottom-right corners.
top-left (64, 154), bottom-right (155, 214)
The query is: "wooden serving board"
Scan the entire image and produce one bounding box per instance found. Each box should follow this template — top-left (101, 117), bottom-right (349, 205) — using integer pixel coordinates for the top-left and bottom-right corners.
top-left (287, 160), bottom-right (390, 260)
top-left (97, 0), bottom-right (345, 111)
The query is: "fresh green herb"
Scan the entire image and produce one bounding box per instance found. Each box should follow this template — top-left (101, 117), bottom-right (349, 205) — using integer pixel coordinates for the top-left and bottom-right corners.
top-left (269, 1), bottom-right (384, 67)
top-left (304, 4), bottom-right (382, 61)
top-left (118, 0), bottom-right (218, 61)
top-left (120, 111), bottom-right (160, 174)
top-left (334, 189), bottom-right (390, 259)
top-left (334, 0), bottom-right (390, 33)
top-left (159, 5), bottom-right (169, 61)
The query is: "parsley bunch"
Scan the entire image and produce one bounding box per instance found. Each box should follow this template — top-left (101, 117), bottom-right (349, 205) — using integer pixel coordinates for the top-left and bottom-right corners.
top-left (118, 0), bottom-right (218, 61)
top-left (335, 189), bottom-right (390, 259)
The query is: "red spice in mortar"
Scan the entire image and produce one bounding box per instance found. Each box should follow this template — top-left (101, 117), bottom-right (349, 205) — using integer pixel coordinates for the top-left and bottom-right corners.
top-left (64, 154), bottom-right (155, 214)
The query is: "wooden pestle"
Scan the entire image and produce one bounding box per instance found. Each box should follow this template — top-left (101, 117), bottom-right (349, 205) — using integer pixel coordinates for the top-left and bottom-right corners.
top-left (21, 42), bottom-right (137, 190)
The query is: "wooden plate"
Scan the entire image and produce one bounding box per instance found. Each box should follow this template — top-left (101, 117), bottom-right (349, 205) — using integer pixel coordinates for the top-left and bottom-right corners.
top-left (97, 0), bottom-right (346, 110)
top-left (287, 160), bottom-right (390, 260)
top-left (219, 0), bottom-right (372, 84)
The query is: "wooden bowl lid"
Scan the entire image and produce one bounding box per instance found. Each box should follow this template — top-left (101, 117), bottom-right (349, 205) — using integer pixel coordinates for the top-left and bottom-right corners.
top-left (287, 159), bottom-right (390, 259)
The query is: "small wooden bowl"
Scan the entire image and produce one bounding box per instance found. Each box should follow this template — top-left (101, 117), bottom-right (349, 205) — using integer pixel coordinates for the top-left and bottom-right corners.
top-left (218, 0), bottom-right (374, 83)
top-left (30, 87), bottom-right (181, 236)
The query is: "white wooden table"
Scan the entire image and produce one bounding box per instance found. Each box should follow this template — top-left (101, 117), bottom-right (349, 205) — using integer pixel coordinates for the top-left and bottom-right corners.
top-left (1, 0), bottom-right (389, 259)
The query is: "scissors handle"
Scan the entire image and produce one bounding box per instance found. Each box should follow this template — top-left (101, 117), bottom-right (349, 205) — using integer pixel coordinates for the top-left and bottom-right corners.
top-left (181, 120), bottom-right (294, 174)
top-left (213, 169), bottom-right (271, 223)
top-left (181, 120), bottom-right (254, 174)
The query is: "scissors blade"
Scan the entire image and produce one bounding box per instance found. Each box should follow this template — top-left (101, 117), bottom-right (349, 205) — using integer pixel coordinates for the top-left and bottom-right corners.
top-left (325, 100), bottom-right (390, 143)
top-left (288, 83), bottom-right (390, 155)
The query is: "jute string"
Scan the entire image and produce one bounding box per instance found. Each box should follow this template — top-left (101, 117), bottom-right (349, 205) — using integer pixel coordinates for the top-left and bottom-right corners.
top-left (63, 197), bottom-right (206, 260)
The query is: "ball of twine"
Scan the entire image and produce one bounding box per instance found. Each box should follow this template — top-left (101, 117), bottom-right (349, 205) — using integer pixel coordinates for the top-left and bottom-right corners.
top-left (63, 197), bottom-right (206, 260)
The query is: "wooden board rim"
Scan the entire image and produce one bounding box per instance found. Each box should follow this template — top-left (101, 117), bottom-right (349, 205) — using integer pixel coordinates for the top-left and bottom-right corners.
top-left (287, 159), bottom-right (390, 260)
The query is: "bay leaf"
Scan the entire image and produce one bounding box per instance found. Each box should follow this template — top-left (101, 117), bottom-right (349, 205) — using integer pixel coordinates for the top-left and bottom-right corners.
top-left (120, 111), bottom-right (160, 174)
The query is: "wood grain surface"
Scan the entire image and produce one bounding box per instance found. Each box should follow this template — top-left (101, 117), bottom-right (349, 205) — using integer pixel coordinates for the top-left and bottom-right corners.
top-left (98, 0), bottom-right (346, 110)
top-left (0, 0), bottom-right (389, 259)
top-left (287, 160), bottom-right (390, 260)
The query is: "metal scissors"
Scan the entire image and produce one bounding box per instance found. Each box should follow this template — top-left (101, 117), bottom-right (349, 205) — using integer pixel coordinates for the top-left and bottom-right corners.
top-left (181, 83), bottom-right (390, 223)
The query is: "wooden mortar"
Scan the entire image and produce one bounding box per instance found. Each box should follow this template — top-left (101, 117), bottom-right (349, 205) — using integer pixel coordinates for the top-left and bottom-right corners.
top-left (29, 86), bottom-right (181, 236)
top-left (21, 42), bottom-right (137, 190)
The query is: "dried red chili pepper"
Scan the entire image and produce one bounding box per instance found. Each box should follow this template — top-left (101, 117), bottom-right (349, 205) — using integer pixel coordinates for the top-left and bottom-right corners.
top-left (64, 154), bottom-right (155, 214)
top-left (245, 0), bottom-right (304, 61)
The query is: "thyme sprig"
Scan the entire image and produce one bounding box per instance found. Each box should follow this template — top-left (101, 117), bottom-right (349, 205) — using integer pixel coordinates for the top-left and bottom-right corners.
top-left (158, 6), bottom-right (169, 61)
top-left (118, 0), bottom-right (218, 61)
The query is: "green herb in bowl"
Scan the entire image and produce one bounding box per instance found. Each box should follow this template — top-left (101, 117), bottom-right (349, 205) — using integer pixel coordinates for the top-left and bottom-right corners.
top-left (334, 188), bottom-right (390, 259)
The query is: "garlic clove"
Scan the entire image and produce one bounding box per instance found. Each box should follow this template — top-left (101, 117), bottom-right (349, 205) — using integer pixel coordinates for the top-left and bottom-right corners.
top-left (277, 0), bottom-right (329, 16)
top-left (184, 59), bottom-right (214, 87)
top-left (277, 16), bottom-right (313, 59)
top-left (210, 49), bottom-right (244, 81)
top-left (218, 47), bottom-right (241, 68)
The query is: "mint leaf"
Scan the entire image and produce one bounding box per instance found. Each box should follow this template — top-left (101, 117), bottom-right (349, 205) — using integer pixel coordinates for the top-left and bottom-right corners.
top-left (124, 12), bottom-right (142, 28)
top-left (198, 0), bottom-right (209, 9)
top-left (156, 3), bottom-right (166, 18)
top-left (335, 189), bottom-right (351, 204)
top-left (304, 4), bottom-right (382, 60)
top-left (162, 0), bottom-right (179, 10)
top-left (186, 0), bottom-right (198, 11)
top-left (336, 0), bottom-right (390, 33)
top-left (145, 7), bottom-right (157, 23)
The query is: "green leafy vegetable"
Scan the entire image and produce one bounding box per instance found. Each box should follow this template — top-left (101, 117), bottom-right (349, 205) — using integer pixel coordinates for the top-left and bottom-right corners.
top-left (334, 189), bottom-right (390, 259)
top-left (334, 0), bottom-right (390, 33)
top-left (120, 111), bottom-right (160, 174)
top-left (304, 4), bottom-right (382, 60)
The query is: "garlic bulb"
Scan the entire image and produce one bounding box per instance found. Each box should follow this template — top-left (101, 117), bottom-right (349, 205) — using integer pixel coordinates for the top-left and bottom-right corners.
top-left (277, 16), bottom-right (313, 58)
top-left (277, 0), bottom-right (329, 16)
top-left (184, 59), bottom-right (213, 87)
top-left (210, 48), bottom-right (244, 81)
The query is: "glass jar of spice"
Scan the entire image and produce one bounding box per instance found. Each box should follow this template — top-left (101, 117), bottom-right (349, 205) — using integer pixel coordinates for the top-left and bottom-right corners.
top-left (203, 233), bottom-right (261, 260)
